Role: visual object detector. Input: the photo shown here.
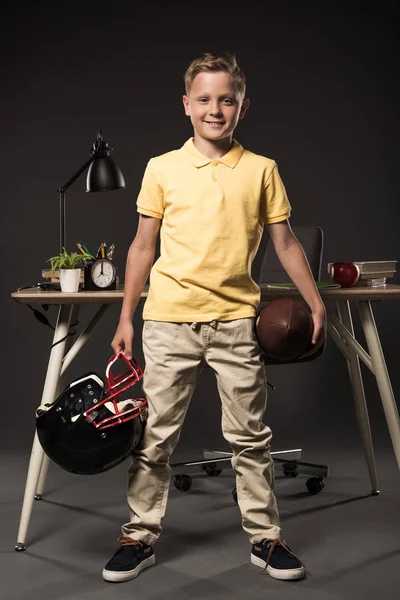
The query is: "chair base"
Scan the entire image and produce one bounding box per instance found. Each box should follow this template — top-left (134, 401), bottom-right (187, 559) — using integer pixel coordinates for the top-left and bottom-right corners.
top-left (171, 449), bottom-right (329, 495)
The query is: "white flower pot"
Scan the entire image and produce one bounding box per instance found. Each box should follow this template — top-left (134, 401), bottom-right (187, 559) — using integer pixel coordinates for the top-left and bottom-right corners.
top-left (59, 269), bottom-right (81, 293)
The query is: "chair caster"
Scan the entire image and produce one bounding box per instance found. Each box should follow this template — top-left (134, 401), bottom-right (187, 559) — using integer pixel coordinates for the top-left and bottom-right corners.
top-left (201, 462), bottom-right (222, 477)
top-left (15, 543), bottom-right (26, 552)
top-left (232, 488), bottom-right (238, 504)
top-left (174, 474), bottom-right (192, 492)
top-left (306, 476), bottom-right (325, 494)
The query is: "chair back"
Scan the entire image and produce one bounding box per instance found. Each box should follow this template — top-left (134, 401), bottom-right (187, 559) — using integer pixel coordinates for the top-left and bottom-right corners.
top-left (259, 225), bottom-right (324, 284)
top-left (257, 225), bottom-right (326, 365)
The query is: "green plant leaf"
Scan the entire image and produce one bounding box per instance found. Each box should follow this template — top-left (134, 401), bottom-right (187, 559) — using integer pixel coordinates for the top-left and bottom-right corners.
top-left (47, 247), bottom-right (89, 271)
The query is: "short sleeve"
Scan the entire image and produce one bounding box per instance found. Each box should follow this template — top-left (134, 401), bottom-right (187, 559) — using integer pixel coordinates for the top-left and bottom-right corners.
top-left (260, 163), bottom-right (292, 224)
top-left (136, 158), bottom-right (164, 219)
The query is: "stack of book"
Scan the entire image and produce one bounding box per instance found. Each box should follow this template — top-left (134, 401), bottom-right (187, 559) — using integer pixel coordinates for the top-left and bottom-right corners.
top-left (42, 268), bottom-right (84, 283)
top-left (41, 268), bottom-right (120, 286)
top-left (328, 261), bottom-right (397, 286)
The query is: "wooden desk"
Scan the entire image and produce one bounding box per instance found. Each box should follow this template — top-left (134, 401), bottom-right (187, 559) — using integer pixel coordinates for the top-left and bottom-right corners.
top-left (11, 284), bottom-right (400, 550)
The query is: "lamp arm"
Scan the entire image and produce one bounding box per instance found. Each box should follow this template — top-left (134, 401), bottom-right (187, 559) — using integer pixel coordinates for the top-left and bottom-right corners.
top-left (58, 155), bottom-right (95, 193)
top-left (57, 155), bottom-right (96, 252)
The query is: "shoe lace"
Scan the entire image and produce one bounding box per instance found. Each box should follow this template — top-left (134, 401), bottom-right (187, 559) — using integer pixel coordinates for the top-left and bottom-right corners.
top-left (260, 538), bottom-right (305, 571)
top-left (117, 536), bottom-right (144, 547)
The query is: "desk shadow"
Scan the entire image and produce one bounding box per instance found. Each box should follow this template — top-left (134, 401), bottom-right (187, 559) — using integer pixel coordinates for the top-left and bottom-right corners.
top-left (310, 546), bottom-right (400, 584)
top-left (25, 498), bottom-right (123, 546)
top-left (38, 498), bottom-right (123, 521)
top-left (279, 492), bottom-right (375, 521)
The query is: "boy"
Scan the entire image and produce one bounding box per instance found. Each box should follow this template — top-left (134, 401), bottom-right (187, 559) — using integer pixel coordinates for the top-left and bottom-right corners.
top-left (105, 52), bottom-right (326, 583)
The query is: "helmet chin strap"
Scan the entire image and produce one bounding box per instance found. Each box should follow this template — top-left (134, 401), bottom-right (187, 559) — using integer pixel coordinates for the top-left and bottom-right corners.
top-left (104, 398), bottom-right (143, 414)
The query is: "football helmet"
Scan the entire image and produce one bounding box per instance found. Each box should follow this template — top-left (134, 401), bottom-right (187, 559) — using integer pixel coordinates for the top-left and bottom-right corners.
top-left (36, 352), bottom-right (148, 475)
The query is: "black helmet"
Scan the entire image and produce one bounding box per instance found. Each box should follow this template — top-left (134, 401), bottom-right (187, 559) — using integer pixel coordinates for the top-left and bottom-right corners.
top-left (36, 353), bottom-right (148, 475)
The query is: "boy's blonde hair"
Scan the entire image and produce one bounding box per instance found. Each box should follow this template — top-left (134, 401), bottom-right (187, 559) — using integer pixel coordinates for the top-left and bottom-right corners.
top-left (184, 52), bottom-right (246, 97)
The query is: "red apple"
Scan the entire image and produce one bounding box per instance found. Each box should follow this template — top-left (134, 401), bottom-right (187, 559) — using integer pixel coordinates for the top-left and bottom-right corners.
top-left (329, 262), bottom-right (360, 287)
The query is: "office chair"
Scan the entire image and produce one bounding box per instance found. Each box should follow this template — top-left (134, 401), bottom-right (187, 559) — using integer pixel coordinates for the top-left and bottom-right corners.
top-left (171, 225), bottom-right (329, 498)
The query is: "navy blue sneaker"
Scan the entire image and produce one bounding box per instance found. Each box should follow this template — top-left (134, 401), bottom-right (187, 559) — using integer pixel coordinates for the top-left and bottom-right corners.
top-left (251, 538), bottom-right (305, 580)
top-left (102, 537), bottom-right (155, 582)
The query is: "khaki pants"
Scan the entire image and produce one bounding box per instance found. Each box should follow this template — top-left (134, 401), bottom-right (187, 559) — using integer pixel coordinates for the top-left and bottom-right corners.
top-left (122, 318), bottom-right (281, 545)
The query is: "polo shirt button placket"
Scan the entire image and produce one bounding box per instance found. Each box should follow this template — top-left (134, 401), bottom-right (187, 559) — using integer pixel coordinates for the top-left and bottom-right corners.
top-left (212, 160), bottom-right (218, 182)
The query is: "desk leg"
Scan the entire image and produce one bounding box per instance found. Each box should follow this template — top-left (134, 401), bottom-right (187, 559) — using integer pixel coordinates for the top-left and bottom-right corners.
top-left (336, 300), bottom-right (379, 493)
top-left (15, 304), bottom-right (73, 551)
top-left (357, 300), bottom-right (400, 469)
top-left (35, 305), bottom-right (81, 500)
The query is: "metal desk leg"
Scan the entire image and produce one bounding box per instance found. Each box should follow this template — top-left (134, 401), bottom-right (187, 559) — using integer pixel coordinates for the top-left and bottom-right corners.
top-left (15, 304), bottom-right (73, 551)
top-left (357, 300), bottom-right (400, 470)
top-left (16, 303), bottom-right (111, 550)
top-left (34, 305), bottom-right (81, 500)
top-left (336, 300), bottom-right (379, 493)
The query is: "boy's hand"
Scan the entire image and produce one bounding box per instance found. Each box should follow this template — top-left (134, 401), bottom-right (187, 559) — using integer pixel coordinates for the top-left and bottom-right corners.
top-left (311, 306), bottom-right (327, 345)
top-left (111, 320), bottom-right (134, 360)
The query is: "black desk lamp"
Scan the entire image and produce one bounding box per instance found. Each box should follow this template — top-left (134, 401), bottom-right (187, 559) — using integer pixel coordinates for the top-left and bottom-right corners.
top-left (58, 129), bottom-right (126, 252)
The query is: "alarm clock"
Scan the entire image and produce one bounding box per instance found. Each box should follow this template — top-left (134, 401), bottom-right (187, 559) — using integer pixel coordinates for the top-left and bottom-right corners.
top-left (84, 258), bottom-right (117, 290)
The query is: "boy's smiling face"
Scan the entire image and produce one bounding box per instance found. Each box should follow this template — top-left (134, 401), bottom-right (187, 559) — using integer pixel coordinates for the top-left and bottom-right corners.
top-left (183, 71), bottom-right (249, 144)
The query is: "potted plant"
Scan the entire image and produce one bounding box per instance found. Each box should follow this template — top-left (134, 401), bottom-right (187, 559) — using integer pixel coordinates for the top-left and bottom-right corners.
top-left (47, 248), bottom-right (89, 292)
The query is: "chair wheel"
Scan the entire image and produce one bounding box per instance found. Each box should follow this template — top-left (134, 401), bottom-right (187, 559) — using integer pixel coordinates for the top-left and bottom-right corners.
top-left (174, 474), bottom-right (192, 492)
top-left (306, 477), bottom-right (325, 494)
top-left (232, 488), bottom-right (238, 504)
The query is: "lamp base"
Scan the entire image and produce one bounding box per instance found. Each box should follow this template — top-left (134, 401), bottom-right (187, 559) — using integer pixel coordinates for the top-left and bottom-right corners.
top-left (37, 281), bottom-right (61, 291)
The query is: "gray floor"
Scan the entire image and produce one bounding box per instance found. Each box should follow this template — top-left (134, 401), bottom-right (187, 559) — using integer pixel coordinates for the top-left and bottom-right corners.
top-left (1, 441), bottom-right (399, 600)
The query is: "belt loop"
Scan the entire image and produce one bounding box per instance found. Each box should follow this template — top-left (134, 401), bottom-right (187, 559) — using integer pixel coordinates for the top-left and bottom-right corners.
top-left (191, 322), bottom-right (199, 330)
top-left (210, 320), bottom-right (217, 329)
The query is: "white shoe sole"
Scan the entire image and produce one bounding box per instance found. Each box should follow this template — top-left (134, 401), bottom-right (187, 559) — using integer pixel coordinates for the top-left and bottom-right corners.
top-left (251, 553), bottom-right (305, 580)
top-left (103, 553), bottom-right (155, 583)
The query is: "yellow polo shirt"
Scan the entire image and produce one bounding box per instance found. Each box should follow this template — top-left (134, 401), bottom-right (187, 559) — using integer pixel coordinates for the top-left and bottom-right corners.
top-left (137, 138), bottom-right (291, 322)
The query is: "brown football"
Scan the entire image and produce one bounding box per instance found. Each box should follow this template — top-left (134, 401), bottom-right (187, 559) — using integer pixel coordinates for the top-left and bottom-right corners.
top-left (256, 298), bottom-right (313, 361)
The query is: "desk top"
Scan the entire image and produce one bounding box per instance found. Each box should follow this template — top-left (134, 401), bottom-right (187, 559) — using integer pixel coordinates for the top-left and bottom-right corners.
top-left (11, 283), bottom-right (400, 305)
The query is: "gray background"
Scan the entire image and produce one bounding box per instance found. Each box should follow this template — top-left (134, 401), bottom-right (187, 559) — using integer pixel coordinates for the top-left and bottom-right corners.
top-left (2, 3), bottom-right (399, 464)
top-left (2, 3), bottom-right (400, 599)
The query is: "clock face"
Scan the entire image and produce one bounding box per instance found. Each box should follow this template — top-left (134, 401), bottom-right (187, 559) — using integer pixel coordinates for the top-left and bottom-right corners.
top-left (91, 259), bottom-right (116, 288)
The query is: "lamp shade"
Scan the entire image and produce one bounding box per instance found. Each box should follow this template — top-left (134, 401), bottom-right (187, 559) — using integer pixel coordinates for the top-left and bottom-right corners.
top-left (86, 156), bottom-right (126, 192)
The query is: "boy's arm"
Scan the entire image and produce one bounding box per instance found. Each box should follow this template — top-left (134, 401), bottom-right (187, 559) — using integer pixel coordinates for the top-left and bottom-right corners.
top-left (266, 220), bottom-right (326, 344)
top-left (111, 215), bottom-right (160, 358)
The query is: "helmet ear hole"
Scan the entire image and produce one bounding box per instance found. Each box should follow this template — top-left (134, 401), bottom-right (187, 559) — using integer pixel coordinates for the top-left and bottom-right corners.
top-left (36, 355), bottom-right (148, 475)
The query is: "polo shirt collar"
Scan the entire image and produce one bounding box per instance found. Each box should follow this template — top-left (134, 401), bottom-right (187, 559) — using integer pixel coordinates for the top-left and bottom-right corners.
top-left (182, 138), bottom-right (243, 169)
